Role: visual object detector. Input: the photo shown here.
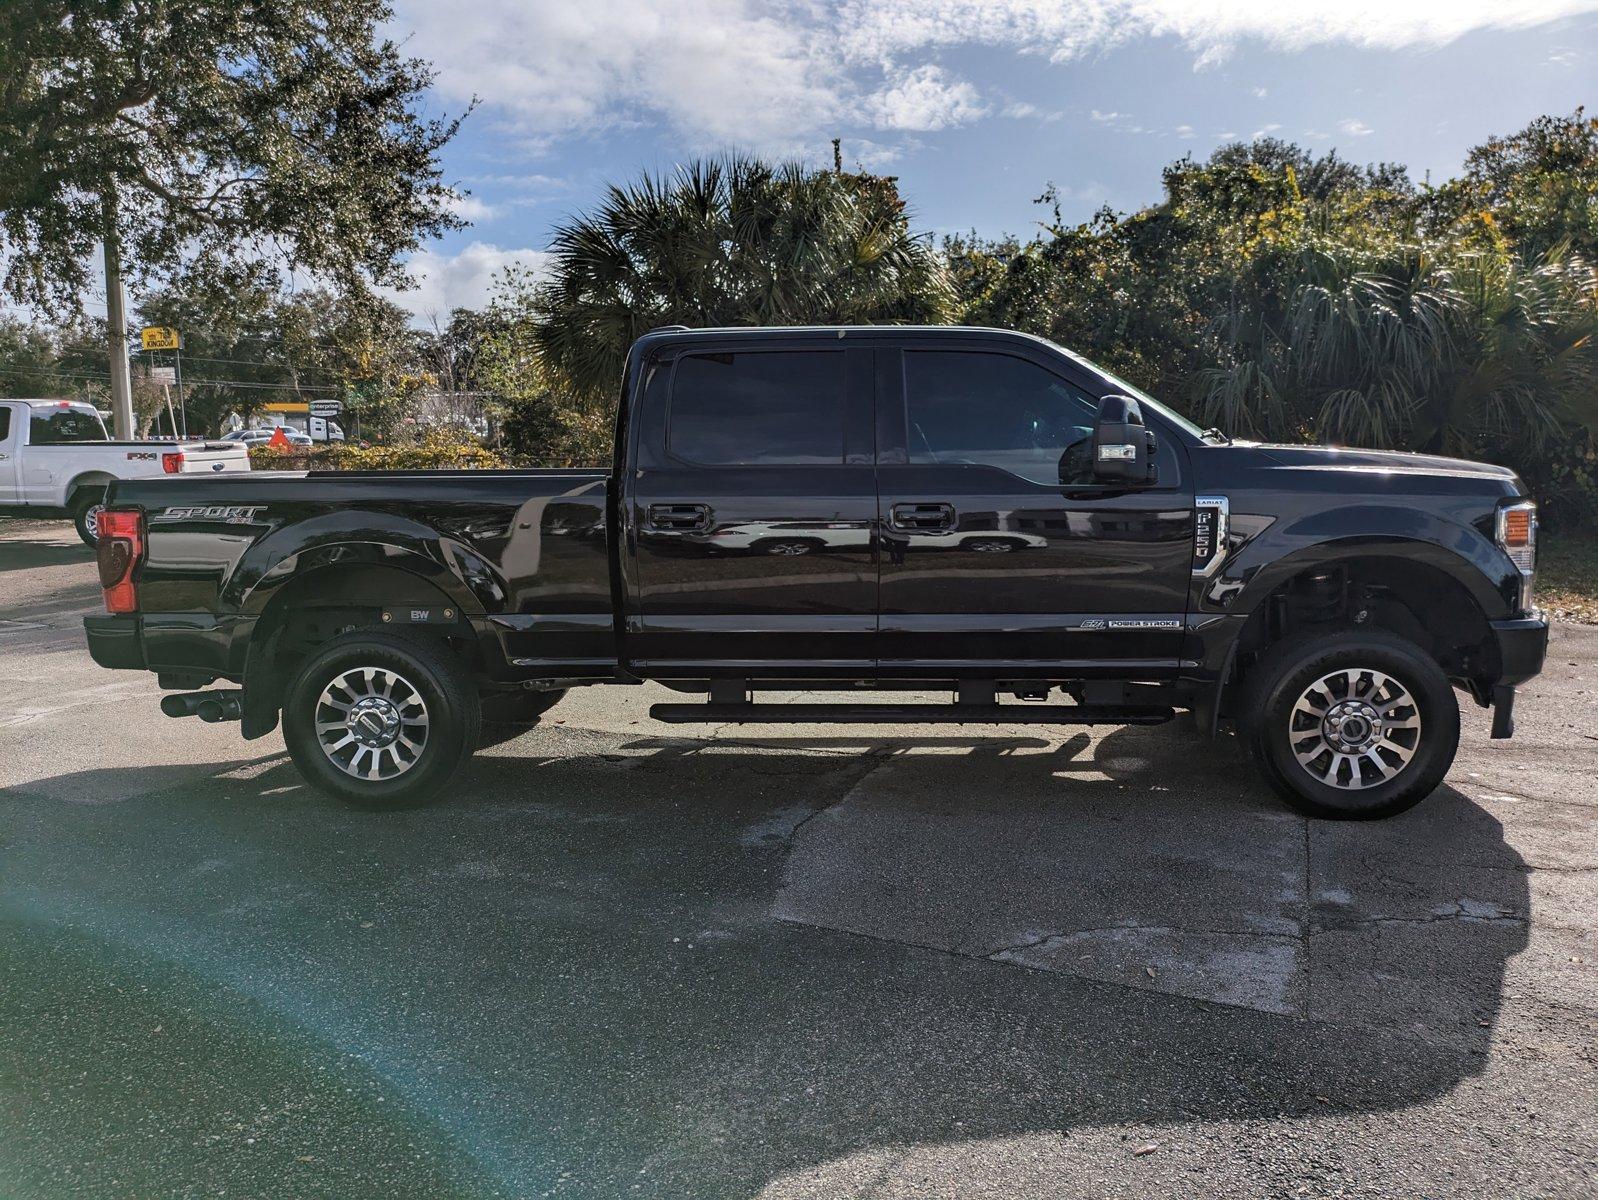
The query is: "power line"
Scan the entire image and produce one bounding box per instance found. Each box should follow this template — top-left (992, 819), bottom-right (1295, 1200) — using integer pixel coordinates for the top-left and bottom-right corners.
top-left (0, 363), bottom-right (351, 393)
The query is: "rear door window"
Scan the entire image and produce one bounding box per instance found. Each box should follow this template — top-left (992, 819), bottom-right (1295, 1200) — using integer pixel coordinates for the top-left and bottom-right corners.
top-left (29, 406), bottom-right (109, 444)
top-left (669, 351), bottom-right (845, 465)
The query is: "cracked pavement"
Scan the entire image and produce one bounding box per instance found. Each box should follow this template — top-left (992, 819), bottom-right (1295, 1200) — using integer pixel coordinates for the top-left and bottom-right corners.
top-left (1, 518), bottom-right (1595, 1198)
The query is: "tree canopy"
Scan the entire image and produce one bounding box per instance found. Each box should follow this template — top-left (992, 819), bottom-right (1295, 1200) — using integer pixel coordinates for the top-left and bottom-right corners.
top-left (0, 0), bottom-right (468, 314)
top-left (528, 156), bottom-right (955, 399)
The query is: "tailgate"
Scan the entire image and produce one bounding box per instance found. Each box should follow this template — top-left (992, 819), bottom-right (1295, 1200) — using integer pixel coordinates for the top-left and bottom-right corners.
top-left (176, 441), bottom-right (252, 474)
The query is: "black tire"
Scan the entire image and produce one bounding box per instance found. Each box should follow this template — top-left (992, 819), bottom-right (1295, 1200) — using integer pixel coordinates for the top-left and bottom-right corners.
top-left (478, 688), bottom-right (567, 747)
top-left (1242, 628), bottom-right (1459, 820)
top-left (72, 489), bottom-right (106, 547)
top-left (282, 631), bottom-right (480, 808)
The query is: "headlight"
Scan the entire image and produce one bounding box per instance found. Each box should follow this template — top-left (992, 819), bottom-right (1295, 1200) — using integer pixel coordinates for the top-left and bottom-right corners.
top-left (1495, 500), bottom-right (1537, 613)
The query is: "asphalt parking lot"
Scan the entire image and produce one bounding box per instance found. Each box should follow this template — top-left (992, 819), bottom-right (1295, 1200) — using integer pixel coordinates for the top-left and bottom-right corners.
top-left (1, 517), bottom-right (1594, 1198)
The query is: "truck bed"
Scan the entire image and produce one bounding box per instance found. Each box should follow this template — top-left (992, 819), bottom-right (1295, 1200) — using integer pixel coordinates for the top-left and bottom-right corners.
top-left (107, 467), bottom-right (614, 677)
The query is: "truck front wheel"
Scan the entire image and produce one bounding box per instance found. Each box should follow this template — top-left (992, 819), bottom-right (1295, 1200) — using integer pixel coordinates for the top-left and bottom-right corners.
top-left (1243, 629), bottom-right (1459, 820)
top-left (282, 632), bottom-right (480, 808)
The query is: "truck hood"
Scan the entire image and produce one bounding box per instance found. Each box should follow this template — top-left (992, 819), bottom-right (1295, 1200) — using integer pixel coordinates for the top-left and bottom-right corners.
top-left (1256, 443), bottom-right (1521, 486)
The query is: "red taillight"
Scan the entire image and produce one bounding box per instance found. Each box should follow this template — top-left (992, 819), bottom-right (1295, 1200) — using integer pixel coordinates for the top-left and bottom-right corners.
top-left (95, 509), bottom-right (145, 614)
top-left (161, 451), bottom-right (184, 474)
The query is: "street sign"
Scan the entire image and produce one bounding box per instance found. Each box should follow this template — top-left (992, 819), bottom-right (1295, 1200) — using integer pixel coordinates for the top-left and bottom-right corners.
top-left (149, 366), bottom-right (176, 385)
top-left (308, 399), bottom-right (344, 417)
top-left (140, 326), bottom-right (181, 351)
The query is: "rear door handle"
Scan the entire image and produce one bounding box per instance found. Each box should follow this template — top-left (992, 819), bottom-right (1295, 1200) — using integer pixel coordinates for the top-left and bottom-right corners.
top-left (647, 502), bottom-right (712, 532)
top-left (890, 502), bottom-right (956, 532)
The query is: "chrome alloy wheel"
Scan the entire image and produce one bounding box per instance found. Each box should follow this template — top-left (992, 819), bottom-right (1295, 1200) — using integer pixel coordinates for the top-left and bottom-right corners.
top-left (314, 667), bottom-right (430, 781)
top-left (1287, 667), bottom-right (1422, 791)
top-left (81, 502), bottom-right (105, 539)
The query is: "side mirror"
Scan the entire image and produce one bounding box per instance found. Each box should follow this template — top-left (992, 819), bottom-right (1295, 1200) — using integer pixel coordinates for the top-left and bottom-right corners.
top-left (1092, 394), bottom-right (1156, 484)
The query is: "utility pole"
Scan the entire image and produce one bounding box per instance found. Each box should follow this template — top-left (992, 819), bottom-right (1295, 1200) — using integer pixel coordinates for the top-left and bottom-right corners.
top-left (173, 342), bottom-right (187, 438)
top-left (102, 187), bottom-right (135, 440)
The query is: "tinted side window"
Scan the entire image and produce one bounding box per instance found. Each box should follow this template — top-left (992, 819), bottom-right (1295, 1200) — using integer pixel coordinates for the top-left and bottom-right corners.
top-left (670, 351), bottom-right (845, 465)
top-left (30, 406), bottom-right (108, 444)
top-left (905, 351), bottom-right (1099, 485)
top-left (0, 407), bottom-right (11, 441)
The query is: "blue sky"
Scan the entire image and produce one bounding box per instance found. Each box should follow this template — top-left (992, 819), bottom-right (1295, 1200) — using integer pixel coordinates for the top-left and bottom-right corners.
top-left (381, 1), bottom-right (1598, 322)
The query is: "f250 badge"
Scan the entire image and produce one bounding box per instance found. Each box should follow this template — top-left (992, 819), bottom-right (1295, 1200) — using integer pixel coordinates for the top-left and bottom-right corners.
top-left (152, 504), bottom-right (266, 524)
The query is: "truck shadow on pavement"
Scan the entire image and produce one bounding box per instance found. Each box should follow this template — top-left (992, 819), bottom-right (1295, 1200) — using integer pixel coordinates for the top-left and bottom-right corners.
top-left (0, 536), bottom-right (91, 574)
top-left (0, 722), bottom-right (1531, 1197)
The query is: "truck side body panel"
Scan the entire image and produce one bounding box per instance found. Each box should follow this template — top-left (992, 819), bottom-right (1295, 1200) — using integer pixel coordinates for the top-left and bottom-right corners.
top-left (88, 327), bottom-right (1545, 721)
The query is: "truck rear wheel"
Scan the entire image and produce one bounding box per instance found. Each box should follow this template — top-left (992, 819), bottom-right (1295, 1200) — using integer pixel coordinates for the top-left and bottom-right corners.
top-left (282, 631), bottom-right (480, 808)
top-left (1243, 628), bottom-right (1459, 820)
top-left (72, 489), bottom-right (106, 547)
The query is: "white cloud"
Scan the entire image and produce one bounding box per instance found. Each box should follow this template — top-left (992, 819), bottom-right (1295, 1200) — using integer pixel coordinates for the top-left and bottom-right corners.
top-left (392, 0), bottom-right (1598, 151)
top-left (1250, 122), bottom-right (1282, 138)
top-left (447, 193), bottom-right (499, 222)
top-left (1173, 123), bottom-right (1195, 138)
top-left (381, 242), bottom-right (552, 325)
top-left (1001, 100), bottom-right (1061, 121)
top-left (866, 64), bottom-right (987, 131)
top-left (834, 1), bottom-right (1598, 67)
top-left (392, 0), bottom-right (843, 150)
top-left (839, 137), bottom-right (912, 168)
top-left (1252, 86), bottom-right (1269, 97)
top-left (1338, 117), bottom-right (1375, 137)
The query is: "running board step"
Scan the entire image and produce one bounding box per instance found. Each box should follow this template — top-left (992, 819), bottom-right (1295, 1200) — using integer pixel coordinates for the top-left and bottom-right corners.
top-left (648, 703), bottom-right (1174, 725)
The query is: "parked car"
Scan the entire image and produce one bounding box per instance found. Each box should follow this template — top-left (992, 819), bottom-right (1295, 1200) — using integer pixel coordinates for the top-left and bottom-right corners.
top-left (83, 326), bottom-right (1546, 818)
top-left (0, 399), bottom-right (251, 544)
top-left (221, 427), bottom-right (313, 448)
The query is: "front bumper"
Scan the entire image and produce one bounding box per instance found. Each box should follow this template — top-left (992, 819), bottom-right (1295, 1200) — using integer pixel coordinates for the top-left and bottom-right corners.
top-left (84, 614), bottom-right (145, 670)
top-left (1490, 613), bottom-right (1549, 686)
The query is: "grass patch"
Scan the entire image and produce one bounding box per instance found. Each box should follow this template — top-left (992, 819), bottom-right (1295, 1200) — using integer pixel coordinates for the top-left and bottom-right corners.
top-left (1539, 527), bottom-right (1598, 624)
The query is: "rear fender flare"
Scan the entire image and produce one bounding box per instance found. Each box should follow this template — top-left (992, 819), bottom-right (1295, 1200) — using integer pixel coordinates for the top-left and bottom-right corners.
top-left (65, 472), bottom-right (117, 507)
top-left (226, 510), bottom-right (500, 618)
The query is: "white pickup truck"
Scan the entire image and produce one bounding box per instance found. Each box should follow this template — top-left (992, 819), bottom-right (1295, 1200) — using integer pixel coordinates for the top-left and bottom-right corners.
top-left (0, 399), bottom-right (251, 544)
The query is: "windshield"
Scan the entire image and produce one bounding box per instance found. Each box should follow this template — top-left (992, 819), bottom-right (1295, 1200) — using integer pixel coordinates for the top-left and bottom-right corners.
top-left (1052, 345), bottom-right (1208, 441)
top-left (29, 406), bottom-right (109, 444)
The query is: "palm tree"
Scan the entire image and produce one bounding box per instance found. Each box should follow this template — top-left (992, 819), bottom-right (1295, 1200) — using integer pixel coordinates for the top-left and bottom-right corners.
top-left (1194, 243), bottom-right (1461, 446)
top-left (531, 156), bottom-right (955, 398)
top-left (1424, 251), bottom-right (1598, 458)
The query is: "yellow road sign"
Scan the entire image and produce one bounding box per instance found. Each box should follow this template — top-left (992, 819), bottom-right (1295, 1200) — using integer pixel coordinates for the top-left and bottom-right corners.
top-left (140, 326), bottom-right (181, 351)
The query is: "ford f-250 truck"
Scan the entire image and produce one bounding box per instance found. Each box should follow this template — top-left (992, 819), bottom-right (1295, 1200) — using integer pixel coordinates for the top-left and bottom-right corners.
top-left (83, 326), bottom-right (1548, 818)
top-left (0, 398), bottom-right (250, 544)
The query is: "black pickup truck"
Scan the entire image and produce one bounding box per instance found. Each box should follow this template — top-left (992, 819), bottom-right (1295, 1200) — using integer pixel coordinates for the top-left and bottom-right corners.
top-left (85, 325), bottom-right (1548, 818)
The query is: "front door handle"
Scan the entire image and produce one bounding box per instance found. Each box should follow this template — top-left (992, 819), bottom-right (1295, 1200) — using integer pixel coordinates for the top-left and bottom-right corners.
top-left (890, 502), bottom-right (956, 532)
top-left (647, 502), bottom-right (713, 532)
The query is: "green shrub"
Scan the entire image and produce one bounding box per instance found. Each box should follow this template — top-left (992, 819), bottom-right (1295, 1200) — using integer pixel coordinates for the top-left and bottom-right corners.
top-left (248, 431), bottom-right (506, 472)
